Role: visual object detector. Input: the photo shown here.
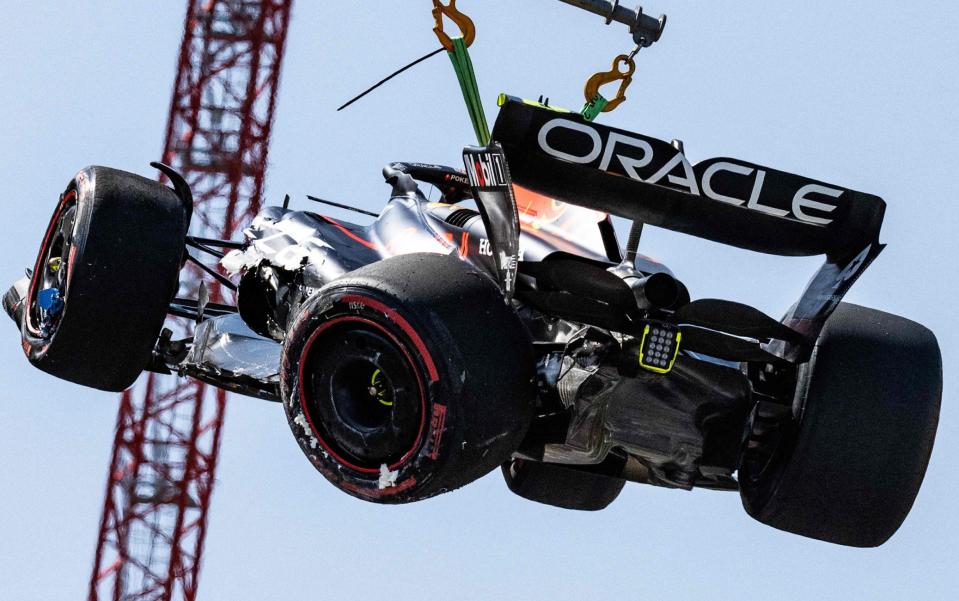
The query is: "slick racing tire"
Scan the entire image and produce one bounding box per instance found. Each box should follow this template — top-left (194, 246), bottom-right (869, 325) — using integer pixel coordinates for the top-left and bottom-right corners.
top-left (739, 303), bottom-right (942, 547)
top-left (20, 166), bottom-right (188, 392)
top-left (281, 253), bottom-right (535, 504)
top-left (501, 458), bottom-right (626, 511)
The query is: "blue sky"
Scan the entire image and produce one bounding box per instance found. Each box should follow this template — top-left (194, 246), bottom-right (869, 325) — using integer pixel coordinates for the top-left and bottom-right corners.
top-left (1, 1), bottom-right (957, 599)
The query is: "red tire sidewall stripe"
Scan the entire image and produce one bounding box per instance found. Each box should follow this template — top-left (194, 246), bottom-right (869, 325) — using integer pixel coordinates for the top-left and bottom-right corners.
top-left (296, 305), bottom-right (435, 476)
top-left (341, 294), bottom-right (439, 381)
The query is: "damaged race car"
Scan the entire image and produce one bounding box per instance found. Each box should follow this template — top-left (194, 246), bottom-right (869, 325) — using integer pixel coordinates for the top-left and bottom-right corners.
top-left (4, 97), bottom-right (942, 547)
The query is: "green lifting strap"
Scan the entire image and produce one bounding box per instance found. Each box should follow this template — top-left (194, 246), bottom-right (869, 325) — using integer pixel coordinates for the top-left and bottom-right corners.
top-left (447, 37), bottom-right (490, 145)
top-left (581, 94), bottom-right (609, 122)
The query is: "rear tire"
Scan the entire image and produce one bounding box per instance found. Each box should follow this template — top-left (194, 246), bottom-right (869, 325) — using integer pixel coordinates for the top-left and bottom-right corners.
top-left (281, 253), bottom-right (535, 503)
top-left (21, 166), bottom-right (187, 391)
top-left (502, 458), bottom-right (626, 511)
top-left (739, 303), bottom-right (942, 547)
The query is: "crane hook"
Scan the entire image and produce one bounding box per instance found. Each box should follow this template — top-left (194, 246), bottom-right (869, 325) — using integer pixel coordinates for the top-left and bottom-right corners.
top-left (583, 53), bottom-right (636, 113)
top-left (432, 0), bottom-right (476, 52)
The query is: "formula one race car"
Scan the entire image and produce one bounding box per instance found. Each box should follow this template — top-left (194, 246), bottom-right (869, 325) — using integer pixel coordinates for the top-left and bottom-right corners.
top-left (5, 97), bottom-right (942, 547)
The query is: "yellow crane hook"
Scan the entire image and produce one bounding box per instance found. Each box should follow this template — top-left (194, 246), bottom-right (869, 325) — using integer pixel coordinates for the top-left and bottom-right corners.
top-left (432, 0), bottom-right (476, 51)
top-left (583, 53), bottom-right (636, 113)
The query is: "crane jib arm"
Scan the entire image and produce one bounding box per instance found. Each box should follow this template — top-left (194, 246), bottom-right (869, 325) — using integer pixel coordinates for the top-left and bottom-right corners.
top-left (491, 97), bottom-right (885, 258)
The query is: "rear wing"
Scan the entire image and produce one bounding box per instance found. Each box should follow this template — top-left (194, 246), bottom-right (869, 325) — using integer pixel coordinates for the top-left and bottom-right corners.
top-left (491, 97), bottom-right (889, 360)
top-left (492, 97), bottom-right (885, 259)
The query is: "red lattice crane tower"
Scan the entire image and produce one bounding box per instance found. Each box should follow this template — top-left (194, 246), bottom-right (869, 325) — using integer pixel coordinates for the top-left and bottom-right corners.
top-left (89, 1), bottom-right (293, 599)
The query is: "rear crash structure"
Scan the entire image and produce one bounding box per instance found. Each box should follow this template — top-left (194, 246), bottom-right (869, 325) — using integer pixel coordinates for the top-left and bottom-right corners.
top-left (6, 100), bottom-right (942, 548)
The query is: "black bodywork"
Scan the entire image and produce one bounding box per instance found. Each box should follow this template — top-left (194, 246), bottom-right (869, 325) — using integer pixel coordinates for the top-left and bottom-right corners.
top-left (5, 97), bottom-right (888, 493)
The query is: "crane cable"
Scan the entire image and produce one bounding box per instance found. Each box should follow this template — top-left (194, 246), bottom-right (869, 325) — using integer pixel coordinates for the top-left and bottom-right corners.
top-left (337, 1), bottom-right (490, 146)
top-left (340, 2), bottom-right (645, 132)
top-left (336, 47), bottom-right (445, 112)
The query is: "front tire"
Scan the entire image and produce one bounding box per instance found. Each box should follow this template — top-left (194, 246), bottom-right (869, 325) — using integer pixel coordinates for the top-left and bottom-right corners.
top-left (21, 166), bottom-right (187, 391)
top-left (281, 253), bottom-right (535, 503)
top-left (739, 303), bottom-right (942, 547)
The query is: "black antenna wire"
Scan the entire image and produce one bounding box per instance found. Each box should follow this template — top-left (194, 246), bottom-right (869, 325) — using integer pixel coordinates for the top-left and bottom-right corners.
top-left (337, 47), bottom-right (445, 112)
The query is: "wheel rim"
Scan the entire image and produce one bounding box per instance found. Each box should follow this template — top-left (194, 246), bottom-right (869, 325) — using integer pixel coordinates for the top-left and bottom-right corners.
top-left (740, 400), bottom-right (794, 485)
top-left (27, 190), bottom-right (77, 338)
top-left (300, 318), bottom-right (426, 471)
